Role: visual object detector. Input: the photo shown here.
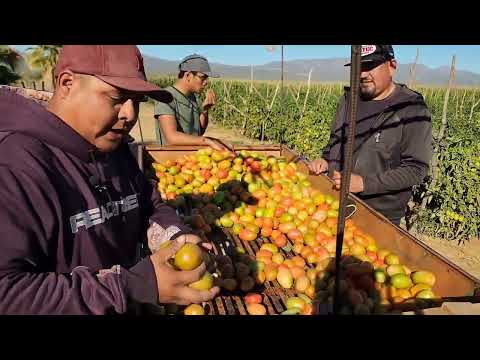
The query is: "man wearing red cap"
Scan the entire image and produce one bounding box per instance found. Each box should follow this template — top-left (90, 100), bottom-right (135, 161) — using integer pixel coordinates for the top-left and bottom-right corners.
top-left (309, 45), bottom-right (432, 227)
top-left (0, 45), bottom-right (219, 314)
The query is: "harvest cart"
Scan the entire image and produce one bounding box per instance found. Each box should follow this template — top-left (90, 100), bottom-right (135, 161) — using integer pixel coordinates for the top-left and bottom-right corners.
top-left (132, 143), bottom-right (480, 315)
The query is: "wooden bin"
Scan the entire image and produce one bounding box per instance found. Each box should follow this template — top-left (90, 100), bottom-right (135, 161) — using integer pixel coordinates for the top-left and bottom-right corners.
top-left (133, 143), bottom-right (480, 313)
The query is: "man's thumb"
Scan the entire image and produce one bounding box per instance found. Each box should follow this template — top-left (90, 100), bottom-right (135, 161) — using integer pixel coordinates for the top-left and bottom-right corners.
top-left (154, 237), bottom-right (186, 263)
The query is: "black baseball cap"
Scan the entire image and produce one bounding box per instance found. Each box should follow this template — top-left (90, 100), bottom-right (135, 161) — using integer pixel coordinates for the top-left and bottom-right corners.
top-left (179, 54), bottom-right (220, 78)
top-left (344, 45), bottom-right (395, 67)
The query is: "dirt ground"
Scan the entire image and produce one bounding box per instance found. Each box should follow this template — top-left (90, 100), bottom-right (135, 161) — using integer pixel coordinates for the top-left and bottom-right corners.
top-left (132, 102), bottom-right (480, 281)
top-left (413, 233), bottom-right (480, 279)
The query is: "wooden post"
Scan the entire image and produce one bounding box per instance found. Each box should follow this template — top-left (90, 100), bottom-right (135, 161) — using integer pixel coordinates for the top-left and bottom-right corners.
top-left (455, 88), bottom-right (459, 121)
top-left (223, 81), bottom-right (227, 126)
top-left (281, 45), bottom-right (284, 89)
top-left (300, 68), bottom-right (313, 119)
top-left (460, 88), bottom-right (467, 115)
top-left (261, 82), bottom-right (280, 142)
top-left (438, 55), bottom-right (456, 140)
top-left (32, 82), bottom-right (36, 90)
top-left (420, 54), bottom-right (456, 212)
top-left (250, 65), bottom-right (253, 93)
top-left (468, 97), bottom-right (480, 122)
top-left (408, 48), bottom-right (420, 89)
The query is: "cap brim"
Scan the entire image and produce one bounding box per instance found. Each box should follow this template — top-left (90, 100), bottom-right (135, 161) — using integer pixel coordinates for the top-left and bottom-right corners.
top-left (206, 72), bottom-right (220, 78)
top-left (344, 55), bottom-right (392, 67)
top-left (344, 59), bottom-right (376, 67)
top-left (96, 75), bottom-right (173, 103)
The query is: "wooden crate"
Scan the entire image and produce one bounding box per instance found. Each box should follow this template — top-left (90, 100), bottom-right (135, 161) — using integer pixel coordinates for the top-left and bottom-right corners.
top-left (135, 143), bottom-right (480, 314)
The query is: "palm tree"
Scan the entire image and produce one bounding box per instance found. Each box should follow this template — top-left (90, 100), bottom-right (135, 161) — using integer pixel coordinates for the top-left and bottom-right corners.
top-left (26, 45), bottom-right (62, 90)
top-left (0, 45), bottom-right (22, 85)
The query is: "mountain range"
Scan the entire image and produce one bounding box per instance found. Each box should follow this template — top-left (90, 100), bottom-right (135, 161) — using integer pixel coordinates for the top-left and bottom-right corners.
top-left (143, 55), bottom-right (480, 86)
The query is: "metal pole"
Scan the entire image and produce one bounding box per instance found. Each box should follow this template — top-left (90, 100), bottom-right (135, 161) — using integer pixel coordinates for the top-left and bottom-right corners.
top-left (333, 45), bottom-right (362, 315)
top-left (281, 45), bottom-right (284, 89)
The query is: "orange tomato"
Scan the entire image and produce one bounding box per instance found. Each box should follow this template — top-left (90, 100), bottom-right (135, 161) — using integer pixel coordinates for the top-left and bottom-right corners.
top-left (254, 217), bottom-right (264, 228)
top-left (305, 285), bottom-right (316, 299)
top-left (271, 229), bottom-right (282, 240)
top-left (314, 246), bottom-right (330, 262)
top-left (279, 222), bottom-right (295, 234)
top-left (281, 197), bottom-right (294, 208)
top-left (290, 266), bottom-right (306, 280)
top-left (256, 250), bottom-right (273, 258)
top-left (316, 232), bottom-right (328, 245)
top-left (287, 229), bottom-right (303, 242)
top-left (292, 242), bottom-right (304, 254)
top-left (325, 217), bottom-right (337, 229)
top-left (238, 229), bottom-right (257, 241)
top-left (291, 256), bottom-right (306, 268)
top-left (306, 252), bottom-right (319, 264)
top-left (262, 217), bottom-right (274, 229)
top-left (244, 293), bottom-right (263, 304)
top-left (283, 259), bottom-right (295, 269)
top-left (317, 203), bottom-right (329, 211)
top-left (277, 263), bottom-right (289, 272)
top-left (261, 227), bottom-right (273, 237)
top-left (247, 303), bottom-right (267, 315)
top-left (301, 303), bottom-right (313, 315)
top-left (300, 246), bottom-right (313, 259)
top-left (256, 256), bottom-right (272, 265)
top-left (274, 207), bottom-right (286, 217)
top-left (273, 234), bottom-right (288, 248)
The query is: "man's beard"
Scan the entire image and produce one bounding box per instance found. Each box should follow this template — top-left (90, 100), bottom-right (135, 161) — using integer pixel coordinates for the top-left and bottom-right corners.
top-left (359, 81), bottom-right (376, 101)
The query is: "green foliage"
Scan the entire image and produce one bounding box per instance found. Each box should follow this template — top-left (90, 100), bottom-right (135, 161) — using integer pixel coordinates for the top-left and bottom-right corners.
top-left (25, 45), bottom-right (62, 88)
top-left (412, 87), bottom-right (480, 242)
top-left (151, 77), bottom-right (480, 242)
top-left (0, 45), bottom-right (21, 85)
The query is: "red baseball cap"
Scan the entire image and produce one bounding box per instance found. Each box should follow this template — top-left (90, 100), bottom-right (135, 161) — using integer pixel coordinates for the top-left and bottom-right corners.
top-left (54, 45), bottom-right (172, 103)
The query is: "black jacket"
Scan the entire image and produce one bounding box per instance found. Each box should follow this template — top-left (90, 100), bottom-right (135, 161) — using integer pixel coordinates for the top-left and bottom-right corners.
top-left (322, 84), bottom-right (432, 221)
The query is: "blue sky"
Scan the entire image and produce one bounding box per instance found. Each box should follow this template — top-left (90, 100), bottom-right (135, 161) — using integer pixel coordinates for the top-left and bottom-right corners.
top-left (10, 45), bottom-right (480, 74)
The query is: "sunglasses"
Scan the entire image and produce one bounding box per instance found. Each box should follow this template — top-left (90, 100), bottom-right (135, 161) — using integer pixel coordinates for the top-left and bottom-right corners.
top-left (360, 58), bottom-right (393, 72)
top-left (191, 72), bottom-right (209, 81)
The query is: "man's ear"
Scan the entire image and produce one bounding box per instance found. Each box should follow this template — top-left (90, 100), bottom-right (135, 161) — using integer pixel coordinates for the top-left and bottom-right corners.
top-left (388, 59), bottom-right (398, 77)
top-left (389, 59), bottom-right (398, 70)
top-left (55, 70), bottom-right (75, 98)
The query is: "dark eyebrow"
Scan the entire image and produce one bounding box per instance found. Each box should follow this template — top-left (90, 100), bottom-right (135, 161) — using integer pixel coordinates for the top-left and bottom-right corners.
top-left (107, 90), bottom-right (147, 102)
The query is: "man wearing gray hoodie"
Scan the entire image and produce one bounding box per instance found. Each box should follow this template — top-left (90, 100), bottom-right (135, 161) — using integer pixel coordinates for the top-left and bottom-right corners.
top-left (309, 45), bottom-right (432, 226)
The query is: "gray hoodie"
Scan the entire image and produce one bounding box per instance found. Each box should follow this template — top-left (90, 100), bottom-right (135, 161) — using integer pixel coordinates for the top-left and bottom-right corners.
top-left (323, 83), bottom-right (433, 221)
